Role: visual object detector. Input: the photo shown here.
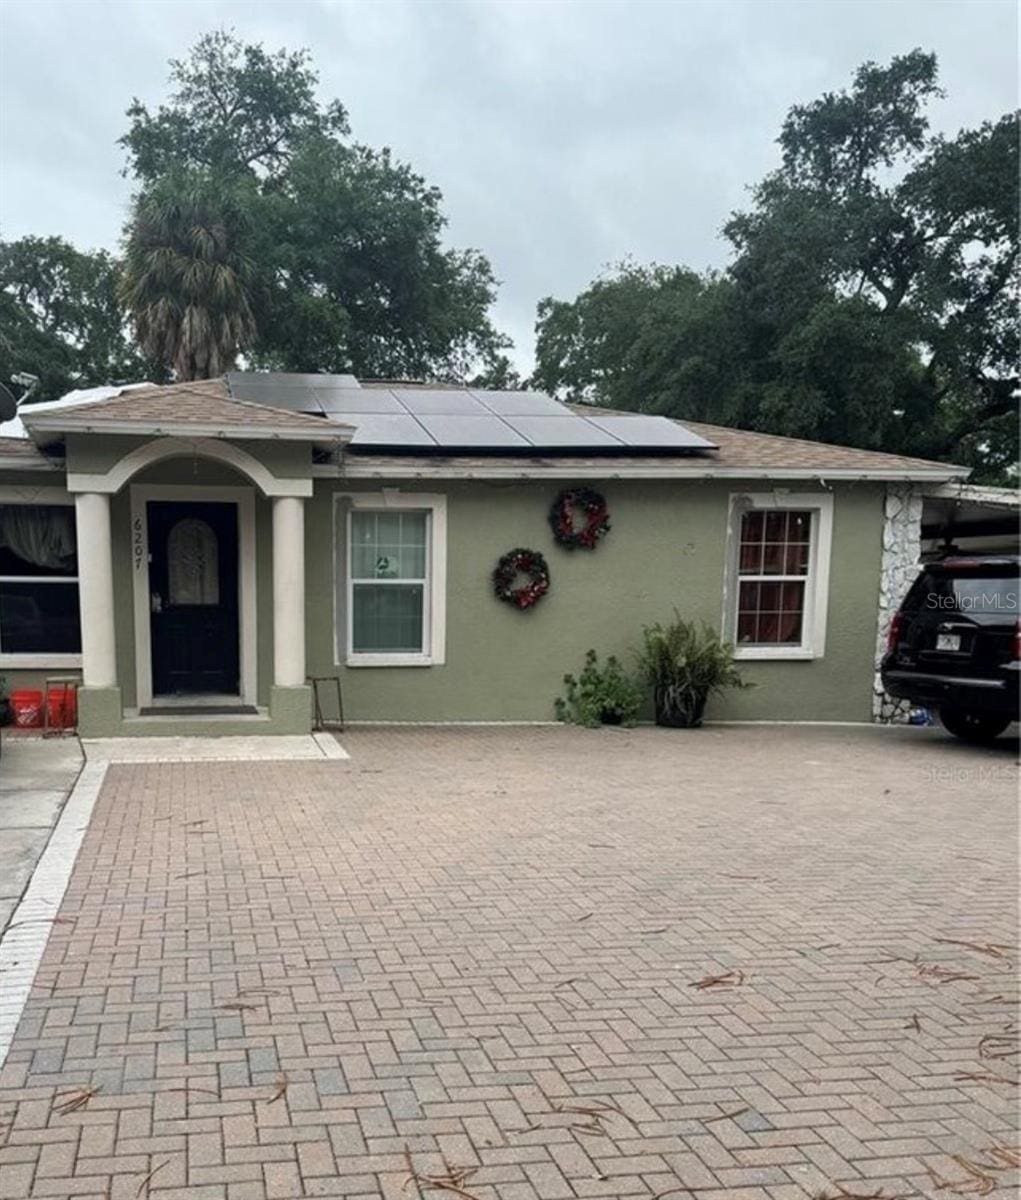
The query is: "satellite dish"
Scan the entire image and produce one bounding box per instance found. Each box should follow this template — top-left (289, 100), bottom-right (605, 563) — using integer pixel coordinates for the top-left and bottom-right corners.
top-left (0, 382), bottom-right (17, 423)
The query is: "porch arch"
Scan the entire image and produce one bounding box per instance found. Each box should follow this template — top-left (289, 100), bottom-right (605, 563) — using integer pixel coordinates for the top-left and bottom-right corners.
top-left (66, 436), bottom-right (313, 498)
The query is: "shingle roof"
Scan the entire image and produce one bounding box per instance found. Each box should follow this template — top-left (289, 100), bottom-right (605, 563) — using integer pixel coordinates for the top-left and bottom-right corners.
top-left (10, 375), bottom-right (968, 480)
top-left (21, 378), bottom-right (351, 439)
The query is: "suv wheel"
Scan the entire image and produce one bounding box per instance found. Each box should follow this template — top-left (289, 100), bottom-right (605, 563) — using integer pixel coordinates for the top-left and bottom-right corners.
top-left (939, 707), bottom-right (1011, 745)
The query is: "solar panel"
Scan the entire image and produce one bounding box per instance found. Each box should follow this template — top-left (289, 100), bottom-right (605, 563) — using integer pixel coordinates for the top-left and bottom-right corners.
top-left (229, 371), bottom-right (360, 389)
top-left (224, 372), bottom-right (717, 456)
top-left (228, 383), bottom-right (326, 414)
top-left (503, 415), bottom-right (625, 448)
top-left (315, 388), bottom-right (405, 414)
top-left (345, 414), bottom-right (435, 447)
top-left (473, 390), bottom-right (569, 417)
top-left (392, 389), bottom-right (489, 415)
top-left (416, 414), bottom-right (530, 448)
top-left (585, 415), bottom-right (718, 450)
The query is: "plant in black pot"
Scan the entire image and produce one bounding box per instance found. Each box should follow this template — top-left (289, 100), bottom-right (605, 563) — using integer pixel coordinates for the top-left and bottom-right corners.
top-left (0, 676), bottom-right (10, 727)
top-left (555, 649), bottom-right (642, 728)
top-left (636, 615), bottom-right (749, 728)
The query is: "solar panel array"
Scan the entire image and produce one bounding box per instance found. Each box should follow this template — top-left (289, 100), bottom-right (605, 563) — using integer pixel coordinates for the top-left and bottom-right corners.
top-left (226, 373), bottom-right (717, 455)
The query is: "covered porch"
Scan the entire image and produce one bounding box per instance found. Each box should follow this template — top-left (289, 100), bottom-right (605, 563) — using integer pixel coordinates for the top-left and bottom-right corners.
top-left (20, 382), bottom-right (351, 736)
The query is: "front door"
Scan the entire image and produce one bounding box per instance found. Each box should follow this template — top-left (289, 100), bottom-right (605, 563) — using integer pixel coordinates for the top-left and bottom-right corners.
top-left (148, 501), bottom-right (240, 696)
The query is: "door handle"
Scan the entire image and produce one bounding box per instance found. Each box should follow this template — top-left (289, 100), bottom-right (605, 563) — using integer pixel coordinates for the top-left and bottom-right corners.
top-left (150, 592), bottom-right (163, 614)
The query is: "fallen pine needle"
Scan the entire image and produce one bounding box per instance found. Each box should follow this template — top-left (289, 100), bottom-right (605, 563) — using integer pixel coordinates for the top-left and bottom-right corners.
top-left (217, 1001), bottom-right (259, 1012)
top-left (575, 912), bottom-right (593, 922)
top-left (52, 1085), bottom-right (99, 1115)
top-left (978, 1032), bottom-right (1019, 1060)
top-left (691, 969), bottom-right (745, 990)
top-left (8, 916), bottom-right (75, 931)
top-left (703, 1105), bottom-right (749, 1124)
top-left (815, 1190), bottom-right (914, 1199)
top-left (266, 1073), bottom-right (289, 1104)
top-left (953, 1069), bottom-right (1019, 1088)
top-left (136, 1158), bottom-right (169, 1197)
top-left (935, 938), bottom-right (1013, 961)
top-left (917, 964), bottom-right (980, 984)
top-left (403, 1144), bottom-right (480, 1199)
top-left (906, 1014), bottom-right (922, 1032)
top-left (651, 1189), bottom-right (693, 1199)
top-left (640, 927), bottom-right (669, 935)
top-left (815, 1190), bottom-right (914, 1200)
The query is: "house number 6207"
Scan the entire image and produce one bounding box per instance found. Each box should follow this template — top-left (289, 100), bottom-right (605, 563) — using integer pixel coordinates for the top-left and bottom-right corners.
top-left (133, 517), bottom-right (145, 571)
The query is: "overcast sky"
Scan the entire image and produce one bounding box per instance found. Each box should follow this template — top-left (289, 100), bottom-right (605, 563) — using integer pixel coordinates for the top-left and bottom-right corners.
top-left (0, 0), bottom-right (1015, 372)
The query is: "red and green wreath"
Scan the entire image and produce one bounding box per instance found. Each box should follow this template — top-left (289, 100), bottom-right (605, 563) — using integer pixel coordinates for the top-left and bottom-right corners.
top-left (493, 548), bottom-right (551, 610)
top-left (549, 487), bottom-right (611, 550)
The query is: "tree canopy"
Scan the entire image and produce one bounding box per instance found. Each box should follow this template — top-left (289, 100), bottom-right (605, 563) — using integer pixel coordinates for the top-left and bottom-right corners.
top-left (120, 30), bottom-right (509, 382)
top-left (0, 236), bottom-right (156, 403)
top-left (534, 51), bottom-right (1019, 482)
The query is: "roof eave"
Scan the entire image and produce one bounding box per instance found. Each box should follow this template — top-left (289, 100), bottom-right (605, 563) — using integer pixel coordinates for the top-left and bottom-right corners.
top-left (323, 460), bottom-right (969, 482)
top-left (22, 416), bottom-right (353, 446)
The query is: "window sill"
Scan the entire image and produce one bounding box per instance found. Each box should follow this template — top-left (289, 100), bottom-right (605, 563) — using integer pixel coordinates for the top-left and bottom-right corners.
top-left (733, 646), bottom-right (818, 662)
top-left (0, 654), bottom-right (83, 670)
top-left (345, 653), bottom-right (438, 668)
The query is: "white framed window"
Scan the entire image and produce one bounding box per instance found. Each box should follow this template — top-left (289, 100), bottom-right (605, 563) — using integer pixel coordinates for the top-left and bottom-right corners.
top-left (723, 492), bottom-right (833, 660)
top-left (0, 491), bottom-right (82, 668)
top-left (336, 491), bottom-right (447, 667)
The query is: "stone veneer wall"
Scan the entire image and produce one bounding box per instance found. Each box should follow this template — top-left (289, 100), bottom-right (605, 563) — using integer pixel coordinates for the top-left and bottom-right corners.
top-left (873, 483), bottom-right (924, 722)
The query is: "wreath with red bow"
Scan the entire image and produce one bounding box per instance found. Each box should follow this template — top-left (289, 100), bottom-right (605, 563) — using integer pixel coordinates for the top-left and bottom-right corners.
top-left (549, 487), bottom-right (611, 550)
top-left (493, 548), bottom-right (551, 610)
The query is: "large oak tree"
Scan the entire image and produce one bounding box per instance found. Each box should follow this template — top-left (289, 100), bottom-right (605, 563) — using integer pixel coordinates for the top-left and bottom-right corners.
top-left (534, 52), bottom-right (1018, 482)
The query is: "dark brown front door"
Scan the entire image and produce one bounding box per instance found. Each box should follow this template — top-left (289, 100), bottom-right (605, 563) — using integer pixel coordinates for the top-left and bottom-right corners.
top-left (148, 501), bottom-right (240, 696)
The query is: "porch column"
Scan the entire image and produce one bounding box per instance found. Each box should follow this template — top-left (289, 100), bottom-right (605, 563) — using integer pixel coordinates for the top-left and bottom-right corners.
top-left (75, 492), bottom-right (117, 688)
top-left (272, 495), bottom-right (306, 687)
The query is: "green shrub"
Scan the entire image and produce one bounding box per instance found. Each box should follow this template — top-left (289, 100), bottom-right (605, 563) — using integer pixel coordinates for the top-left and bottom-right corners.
top-left (555, 649), bottom-right (642, 728)
top-left (635, 613), bottom-right (749, 727)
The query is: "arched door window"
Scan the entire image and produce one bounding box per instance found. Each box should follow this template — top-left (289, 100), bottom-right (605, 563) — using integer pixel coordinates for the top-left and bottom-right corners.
top-left (167, 518), bottom-right (219, 606)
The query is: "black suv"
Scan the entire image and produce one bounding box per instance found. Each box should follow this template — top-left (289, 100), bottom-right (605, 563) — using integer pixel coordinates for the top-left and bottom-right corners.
top-left (881, 555), bottom-right (1019, 744)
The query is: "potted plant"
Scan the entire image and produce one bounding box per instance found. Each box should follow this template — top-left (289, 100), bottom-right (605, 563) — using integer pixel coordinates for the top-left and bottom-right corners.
top-left (0, 676), bottom-right (10, 727)
top-left (636, 614), bottom-right (749, 728)
top-left (555, 649), bottom-right (642, 728)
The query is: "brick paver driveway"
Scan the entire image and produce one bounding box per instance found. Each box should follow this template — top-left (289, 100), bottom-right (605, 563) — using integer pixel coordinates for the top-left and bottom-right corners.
top-left (0, 725), bottom-right (1017, 1199)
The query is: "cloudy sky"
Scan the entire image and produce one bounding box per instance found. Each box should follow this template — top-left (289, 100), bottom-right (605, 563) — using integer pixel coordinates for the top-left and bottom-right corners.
top-left (0, 0), bottom-right (1015, 372)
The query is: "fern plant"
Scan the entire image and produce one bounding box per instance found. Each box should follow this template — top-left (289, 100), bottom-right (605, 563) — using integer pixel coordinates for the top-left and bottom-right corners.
top-left (635, 614), bottom-right (749, 727)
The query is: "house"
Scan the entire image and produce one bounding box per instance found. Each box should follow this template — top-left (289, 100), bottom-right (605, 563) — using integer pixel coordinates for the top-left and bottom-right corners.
top-left (0, 373), bottom-right (969, 737)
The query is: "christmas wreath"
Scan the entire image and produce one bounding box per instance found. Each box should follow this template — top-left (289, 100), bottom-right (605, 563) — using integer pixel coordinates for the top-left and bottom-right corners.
top-left (493, 548), bottom-right (551, 610)
top-left (549, 487), bottom-right (611, 550)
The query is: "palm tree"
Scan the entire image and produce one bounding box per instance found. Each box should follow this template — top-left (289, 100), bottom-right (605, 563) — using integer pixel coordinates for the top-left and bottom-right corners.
top-left (120, 173), bottom-right (256, 380)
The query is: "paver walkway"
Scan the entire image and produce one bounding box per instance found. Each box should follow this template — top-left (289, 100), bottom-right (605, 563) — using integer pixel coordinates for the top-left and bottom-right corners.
top-left (0, 725), bottom-right (1017, 1199)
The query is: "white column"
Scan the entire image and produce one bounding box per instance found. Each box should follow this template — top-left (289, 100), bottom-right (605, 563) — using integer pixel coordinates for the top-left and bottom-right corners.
top-left (272, 495), bottom-right (306, 688)
top-left (74, 492), bottom-right (117, 688)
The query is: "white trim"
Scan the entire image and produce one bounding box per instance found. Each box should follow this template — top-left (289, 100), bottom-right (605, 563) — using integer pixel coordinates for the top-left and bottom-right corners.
top-left (0, 654), bottom-right (82, 669)
top-left (333, 490), bottom-right (447, 667)
top-left (66, 437), bottom-right (313, 497)
top-left (0, 757), bottom-right (103, 1069)
top-left (25, 416), bottom-right (350, 444)
top-left (0, 454), bottom-right (58, 472)
top-left (0, 485), bottom-right (73, 504)
top-left (130, 485), bottom-right (258, 708)
top-left (722, 491), bottom-right (834, 661)
top-left (322, 462), bottom-right (965, 483)
top-left (0, 489), bottom-right (83, 669)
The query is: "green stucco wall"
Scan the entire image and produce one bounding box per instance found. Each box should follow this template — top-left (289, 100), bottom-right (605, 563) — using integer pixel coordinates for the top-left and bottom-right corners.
top-left (0, 454), bottom-right (886, 729)
top-left (307, 478), bottom-right (885, 724)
